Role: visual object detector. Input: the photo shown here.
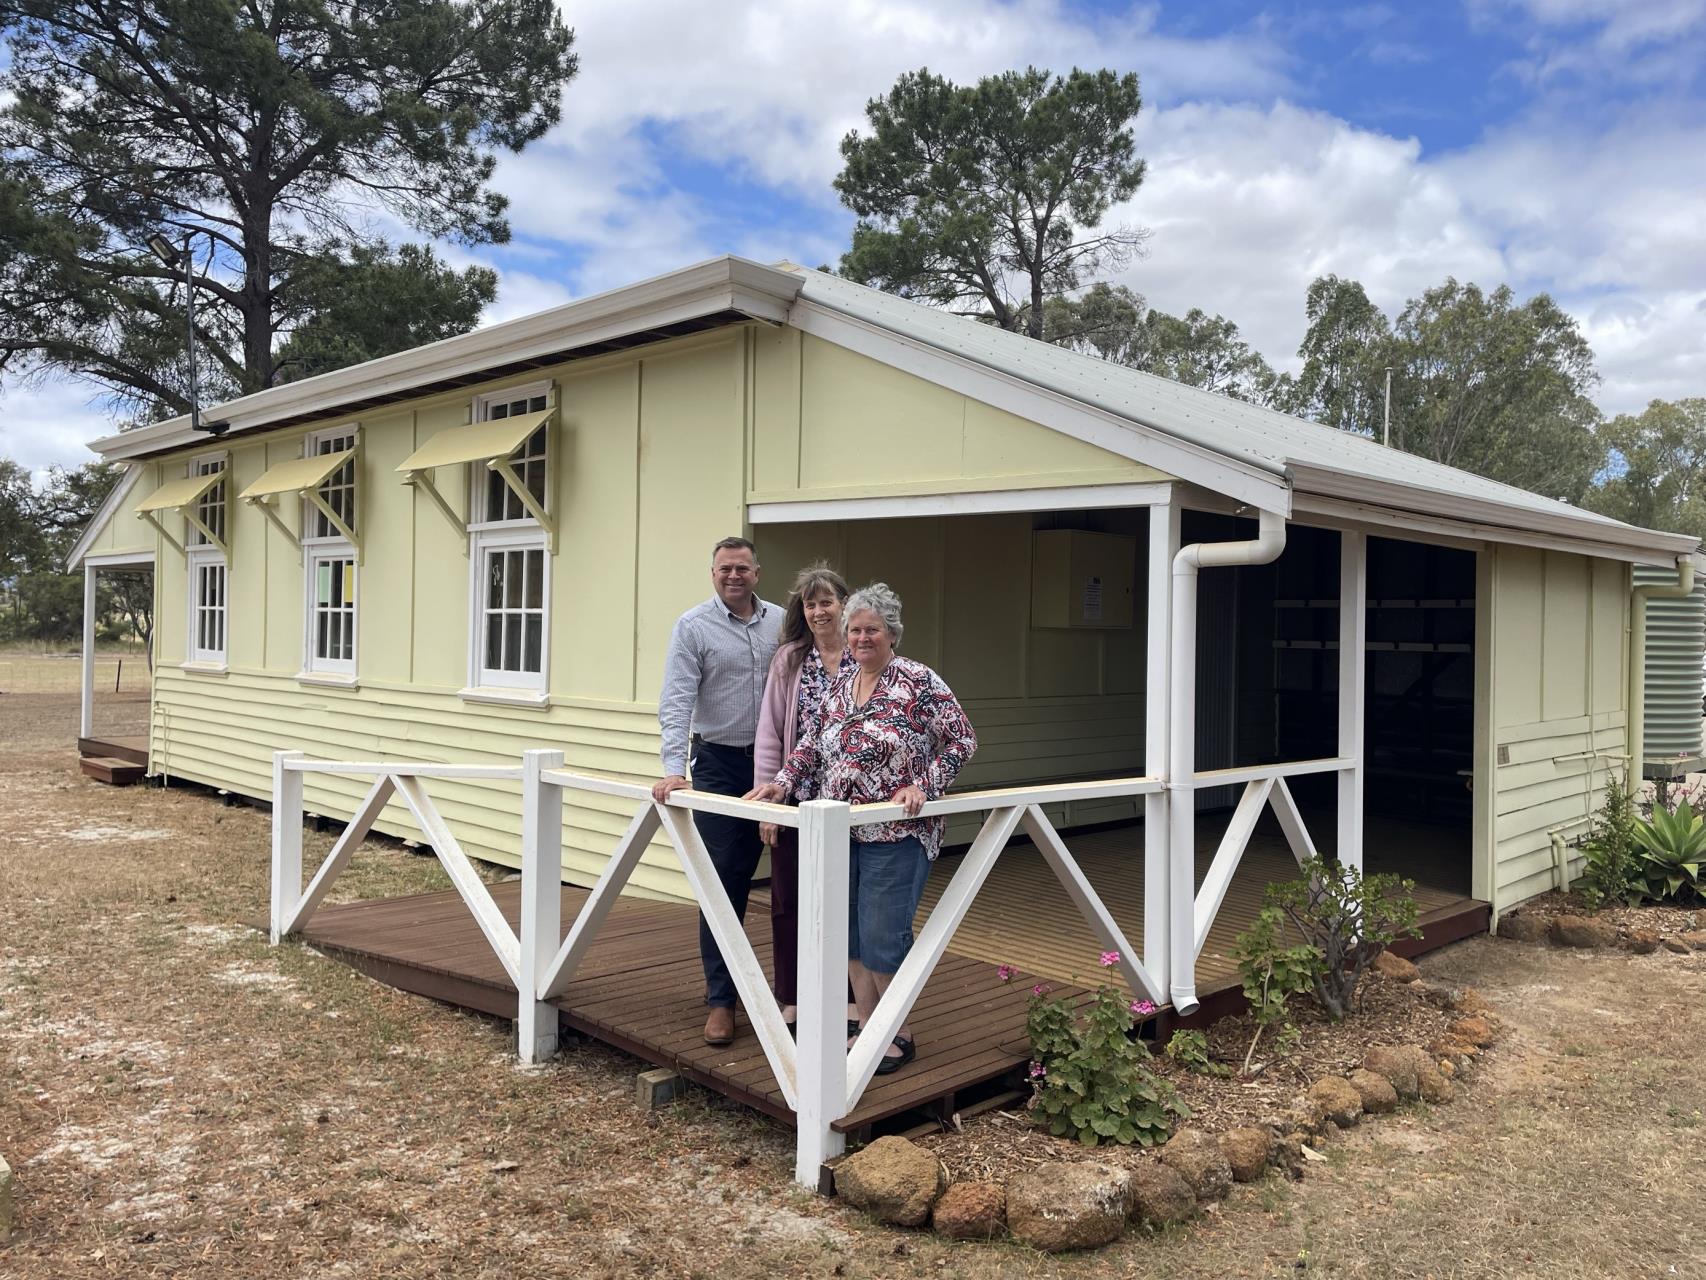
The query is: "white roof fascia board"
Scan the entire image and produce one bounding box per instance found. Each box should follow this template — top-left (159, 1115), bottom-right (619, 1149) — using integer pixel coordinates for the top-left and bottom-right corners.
top-left (788, 297), bottom-right (1292, 517)
top-left (82, 549), bottom-right (157, 568)
top-left (749, 480), bottom-right (1173, 525)
top-left (88, 256), bottom-right (804, 462)
top-left (1291, 492), bottom-right (1683, 567)
top-left (64, 463), bottom-right (142, 571)
top-left (1288, 462), bottom-right (1697, 561)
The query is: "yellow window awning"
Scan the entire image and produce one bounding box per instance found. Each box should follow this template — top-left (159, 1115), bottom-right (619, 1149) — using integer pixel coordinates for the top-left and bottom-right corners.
top-left (135, 470), bottom-right (223, 515)
top-left (395, 407), bottom-right (554, 473)
top-left (238, 448), bottom-right (354, 502)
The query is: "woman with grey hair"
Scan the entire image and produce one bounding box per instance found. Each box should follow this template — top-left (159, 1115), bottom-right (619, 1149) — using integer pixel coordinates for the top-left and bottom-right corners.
top-left (747, 582), bottom-right (977, 1074)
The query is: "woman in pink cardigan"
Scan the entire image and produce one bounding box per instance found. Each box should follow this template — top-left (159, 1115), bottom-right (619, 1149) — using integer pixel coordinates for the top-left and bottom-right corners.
top-left (754, 562), bottom-right (850, 1033)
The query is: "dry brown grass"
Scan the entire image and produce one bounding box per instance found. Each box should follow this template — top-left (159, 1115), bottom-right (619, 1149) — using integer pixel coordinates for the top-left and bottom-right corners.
top-left (3, 687), bottom-right (1705, 1278)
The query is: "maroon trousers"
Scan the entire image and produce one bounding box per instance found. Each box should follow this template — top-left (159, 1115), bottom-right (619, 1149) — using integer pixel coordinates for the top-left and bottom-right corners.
top-left (769, 827), bottom-right (799, 1006)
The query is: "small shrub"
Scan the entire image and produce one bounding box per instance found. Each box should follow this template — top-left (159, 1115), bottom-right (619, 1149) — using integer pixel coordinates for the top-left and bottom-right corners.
top-left (1231, 904), bottom-right (1316, 1072)
top-left (1577, 781), bottom-right (1642, 909)
top-left (1631, 798), bottom-right (1706, 902)
top-left (1262, 855), bottom-right (1422, 1023)
top-left (1164, 1028), bottom-right (1229, 1077)
top-left (1007, 957), bottom-right (1188, 1148)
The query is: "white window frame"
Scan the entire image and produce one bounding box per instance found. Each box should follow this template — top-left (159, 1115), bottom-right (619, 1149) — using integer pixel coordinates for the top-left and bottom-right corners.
top-left (300, 425), bottom-right (360, 678)
top-left (187, 546), bottom-right (228, 666)
top-left (467, 525), bottom-right (551, 694)
top-left (302, 423), bottom-right (360, 547)
top-left (187, 450), bottom-right (228, 549)
top-left (464, 381), bottom-right (553, 697)
top-left (184, 451), bottom-right (229, 667)
top-left (467, 380), bottom-right (552, 533)
top-left (303, 547), bottom-right (359, 678)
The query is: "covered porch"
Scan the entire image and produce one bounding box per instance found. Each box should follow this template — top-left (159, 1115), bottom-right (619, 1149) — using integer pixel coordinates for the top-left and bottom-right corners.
top-left (265, 480), bottom-right (1493, 1189)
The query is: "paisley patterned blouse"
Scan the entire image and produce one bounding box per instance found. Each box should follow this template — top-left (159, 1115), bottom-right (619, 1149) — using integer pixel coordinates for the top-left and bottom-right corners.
top-left (789, 645), bottom-right (836, 802)
top-left (776, 655), bottom-right (977, 858)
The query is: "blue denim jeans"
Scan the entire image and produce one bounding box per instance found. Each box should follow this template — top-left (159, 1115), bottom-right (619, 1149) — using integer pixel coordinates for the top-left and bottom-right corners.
top-left (848, 836), bottom-right (930, 975)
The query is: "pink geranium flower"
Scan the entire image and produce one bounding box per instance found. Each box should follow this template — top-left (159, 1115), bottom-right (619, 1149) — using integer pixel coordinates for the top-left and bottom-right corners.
top-left (1032, 983), bottom-right (1052, 997)
top-left (996, 964), bottom-right (1016, 983)
top-left (1098, 950), bottom-right (1121, 968)
top-left (1028, 1061), bottom-right (1046, 1079)
top-left (1130, 999), bottom-right (1157, 1017)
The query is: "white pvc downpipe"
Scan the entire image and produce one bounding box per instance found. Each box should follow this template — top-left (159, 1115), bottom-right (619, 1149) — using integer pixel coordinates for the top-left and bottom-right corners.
top-left (1167, 509), bottom-right (1287, 1013)
top-left (1628, 556), bottom-right (1696, 788)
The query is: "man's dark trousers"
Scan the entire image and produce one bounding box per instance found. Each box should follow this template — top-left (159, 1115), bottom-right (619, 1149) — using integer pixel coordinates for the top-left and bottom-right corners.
top-left (689, 739), bottom-right (765, 1008)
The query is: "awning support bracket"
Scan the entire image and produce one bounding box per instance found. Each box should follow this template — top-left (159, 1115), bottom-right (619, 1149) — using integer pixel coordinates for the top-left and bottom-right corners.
top-left (136, 509), bottom-right (184, 556)
top-left (488, 457), bottom-right (558, 552)
top-left (247, 495), bottom-right (300, 550)
top-left (403, 470), bottom-right (469, 554)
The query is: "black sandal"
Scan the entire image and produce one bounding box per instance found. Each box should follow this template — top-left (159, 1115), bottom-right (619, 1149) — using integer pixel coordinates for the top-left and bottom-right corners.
top-left (847, 1018), bottom-right (861, 1039)
top-left (875, 1035), bottom-right (915, 1075)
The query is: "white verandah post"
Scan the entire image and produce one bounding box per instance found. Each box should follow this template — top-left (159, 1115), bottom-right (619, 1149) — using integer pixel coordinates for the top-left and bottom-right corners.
top-left (518, 748), bottom-right (565, 1064)
top-left (79, 563), bottom-right (97, 741)
top-left (793, 797), bottom-right (851, 1189)
top-left (1337, 531), bottom-right (1367, 873)
top-left (1144, 497), bottom-right (1179, 998)
top-left (269, 750), bottom-right (307, 944)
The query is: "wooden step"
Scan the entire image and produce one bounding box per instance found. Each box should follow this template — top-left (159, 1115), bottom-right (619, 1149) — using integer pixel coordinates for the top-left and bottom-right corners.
top-left (80, 756), bottom-right (146, 786)
top-left (78, 736), bottom-right (148, 766)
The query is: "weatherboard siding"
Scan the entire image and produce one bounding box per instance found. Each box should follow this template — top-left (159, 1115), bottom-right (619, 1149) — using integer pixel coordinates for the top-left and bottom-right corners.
top-left (142, 324), bottom-right (1163, 902)
top-left (1489, 547), bottom-right (1630, 910)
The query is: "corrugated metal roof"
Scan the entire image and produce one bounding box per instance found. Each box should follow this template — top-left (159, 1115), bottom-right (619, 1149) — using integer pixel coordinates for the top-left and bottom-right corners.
top-left (787, 266), bottom-right (1691, 553)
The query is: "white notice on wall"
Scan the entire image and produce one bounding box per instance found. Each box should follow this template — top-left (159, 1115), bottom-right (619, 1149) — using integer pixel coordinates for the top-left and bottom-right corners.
top-left (1082, 575), bottom-right (1103, 623)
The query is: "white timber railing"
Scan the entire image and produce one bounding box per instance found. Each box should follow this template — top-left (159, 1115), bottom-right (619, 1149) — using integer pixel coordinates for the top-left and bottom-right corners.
top-left (268, 748), bottom-right (1163, 1189)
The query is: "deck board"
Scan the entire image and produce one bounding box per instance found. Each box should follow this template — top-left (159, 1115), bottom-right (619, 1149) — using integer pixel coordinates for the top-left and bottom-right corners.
top-left (296, 811), bottom-right (1484, 1134)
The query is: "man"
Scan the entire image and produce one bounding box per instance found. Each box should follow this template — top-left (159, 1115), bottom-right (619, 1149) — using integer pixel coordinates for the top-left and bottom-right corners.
top-left (655, 536), bottom-right (782, 1045)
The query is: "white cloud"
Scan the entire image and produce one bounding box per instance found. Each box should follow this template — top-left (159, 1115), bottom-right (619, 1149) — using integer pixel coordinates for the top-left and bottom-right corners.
top-left (0, 379), bottom-right (117, 477)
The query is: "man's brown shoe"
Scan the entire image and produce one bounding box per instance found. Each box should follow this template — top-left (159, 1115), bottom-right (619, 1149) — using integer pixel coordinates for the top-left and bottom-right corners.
top-left (704, 1006), bottom-right (735, 1045)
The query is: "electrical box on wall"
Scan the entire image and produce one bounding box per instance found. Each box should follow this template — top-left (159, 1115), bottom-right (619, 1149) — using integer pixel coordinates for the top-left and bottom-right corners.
top-left (1030, 529), bottom-right (1136, 630)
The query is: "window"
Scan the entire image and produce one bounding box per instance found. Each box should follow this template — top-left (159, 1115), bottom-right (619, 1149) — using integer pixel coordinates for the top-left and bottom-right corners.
top-left (475, 536), bottom-right (546, 687)
top-left (307, 427), bottom-right (357, 540)
top-left (466, 383), bottom-right (551, 696)
top-left (302, 426), bottom-right (359, 676)
top-left (472, 386), bottom-right (549, 526)
top-left (306, 550), bottom-right (357, 674)
top-left (189, 453), bottom-right (226, 546)
top-left (186, 452), bottom-right (228, 666)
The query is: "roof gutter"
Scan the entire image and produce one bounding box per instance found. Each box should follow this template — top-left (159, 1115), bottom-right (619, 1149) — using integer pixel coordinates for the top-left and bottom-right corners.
top-left (87, 256), bottom-right (806, 462)
top-left (1288, 461), bottom-right (1699, 564)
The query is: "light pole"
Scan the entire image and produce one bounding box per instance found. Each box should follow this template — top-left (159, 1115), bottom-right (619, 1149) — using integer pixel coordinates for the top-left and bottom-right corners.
top-left (147, 231), bottom-right (202, 432)
top-left (1382, 366), bottom-right (1393, 447)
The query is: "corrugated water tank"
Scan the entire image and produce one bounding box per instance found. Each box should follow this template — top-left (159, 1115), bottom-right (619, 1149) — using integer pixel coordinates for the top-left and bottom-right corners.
top-left (1636, 562), bottom-right (1706, 767)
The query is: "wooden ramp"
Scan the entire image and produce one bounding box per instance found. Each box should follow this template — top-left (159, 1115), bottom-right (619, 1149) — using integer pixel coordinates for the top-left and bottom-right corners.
top-left (297, 880), bottom-right (1089, 1134)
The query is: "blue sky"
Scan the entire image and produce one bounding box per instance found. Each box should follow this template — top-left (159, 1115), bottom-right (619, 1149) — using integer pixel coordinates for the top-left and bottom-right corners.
top-left (6, 0), bottom-right (1706, 477)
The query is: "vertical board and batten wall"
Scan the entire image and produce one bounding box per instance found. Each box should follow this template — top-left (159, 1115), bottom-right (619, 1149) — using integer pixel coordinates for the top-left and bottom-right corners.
top-left (1486, 546), bottom-right (1628, 910)
top-left (143, 324), bottom-right (1166, 900)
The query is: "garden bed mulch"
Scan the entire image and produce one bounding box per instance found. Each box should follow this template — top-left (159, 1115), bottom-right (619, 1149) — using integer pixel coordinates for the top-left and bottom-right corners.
top-left (917, 965), bottom-right (1466, 1185)
top-left (1498, 889), bottom-right (1703, 942)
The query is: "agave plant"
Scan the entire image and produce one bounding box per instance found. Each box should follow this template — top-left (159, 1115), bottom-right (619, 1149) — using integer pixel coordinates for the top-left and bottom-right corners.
top-left (1631, 800), bottom-right (1706, 902)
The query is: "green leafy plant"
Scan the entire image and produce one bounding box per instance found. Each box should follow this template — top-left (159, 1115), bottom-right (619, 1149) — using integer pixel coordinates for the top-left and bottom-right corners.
top-left (1231, 905), bottom-right (1317, 1073)
top-left (1266, 855), bottom-right (1422, 1022)
top-left (1164, 1028), bottom-right (1229, 1077)
top-left (1631, 799), bottom-right (1706, 902)
top-left (1577, 781), bottom-right (1643, 909)
top-left (1008, 957), bottom-right (1188, 1148)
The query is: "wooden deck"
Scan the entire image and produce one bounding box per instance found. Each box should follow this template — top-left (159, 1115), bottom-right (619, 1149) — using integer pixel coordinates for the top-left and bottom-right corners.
top-left (293, 811), bottom-right (1486, 1135)
top-left (297, 879), bottom-right (1088, 1133)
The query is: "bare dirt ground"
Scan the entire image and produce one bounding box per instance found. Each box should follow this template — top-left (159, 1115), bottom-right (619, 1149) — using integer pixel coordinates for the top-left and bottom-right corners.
top-left (3, 687), bottom-right (1705, 1278)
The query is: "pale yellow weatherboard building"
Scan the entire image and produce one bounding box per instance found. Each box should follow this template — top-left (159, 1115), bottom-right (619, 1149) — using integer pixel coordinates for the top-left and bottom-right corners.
top-left (70, 257), bottom-right (1699, 919)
